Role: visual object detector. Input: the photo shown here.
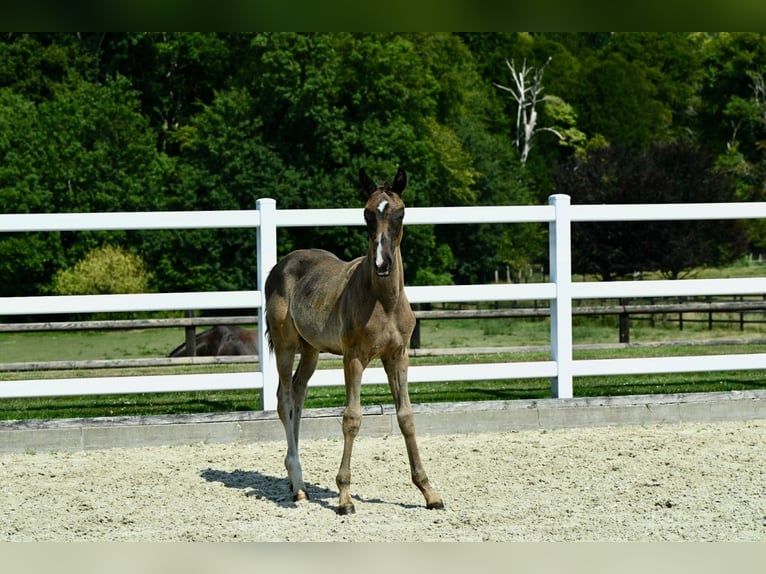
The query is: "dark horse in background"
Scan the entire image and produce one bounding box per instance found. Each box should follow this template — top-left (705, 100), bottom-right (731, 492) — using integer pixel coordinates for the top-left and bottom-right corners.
top-left (168, 326), bottom-right (258, 357)
top-left (264, 167), bottom-right (444, 515)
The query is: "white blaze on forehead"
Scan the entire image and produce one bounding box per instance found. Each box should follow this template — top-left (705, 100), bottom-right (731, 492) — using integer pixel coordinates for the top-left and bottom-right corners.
top-left (377, 198), bottom-right (389, 213)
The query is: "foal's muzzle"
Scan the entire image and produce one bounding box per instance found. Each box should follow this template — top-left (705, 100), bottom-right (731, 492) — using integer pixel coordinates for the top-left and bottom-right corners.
top-left (375, 263), bottom-right (391, 277)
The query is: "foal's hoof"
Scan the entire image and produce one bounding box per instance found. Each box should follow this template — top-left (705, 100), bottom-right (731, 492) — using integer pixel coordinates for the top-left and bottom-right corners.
top-left (294, 490), bottom-right (309, 503)
top-left (427, 500), bottom-right (445, 510)
top-left (337, 503), bottom-right (356, 515)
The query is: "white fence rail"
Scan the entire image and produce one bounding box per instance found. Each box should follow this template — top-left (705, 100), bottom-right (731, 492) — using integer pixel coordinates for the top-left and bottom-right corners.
top-left (2, 195), bottom-right (766, 411)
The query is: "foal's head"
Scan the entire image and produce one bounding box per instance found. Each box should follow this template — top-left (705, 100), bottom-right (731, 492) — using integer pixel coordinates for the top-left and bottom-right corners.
top-left (359, 167), bottom-right (407, 277)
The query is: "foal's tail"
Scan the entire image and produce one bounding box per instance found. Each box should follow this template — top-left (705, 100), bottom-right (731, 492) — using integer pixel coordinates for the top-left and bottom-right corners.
top-left (263, 266), bottom-right (276, 354)
top-left (264, 318), bottom-right (274, 352)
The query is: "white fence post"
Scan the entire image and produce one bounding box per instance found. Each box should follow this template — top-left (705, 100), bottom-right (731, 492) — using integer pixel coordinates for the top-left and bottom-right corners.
top-left (549, 194), bottom-right (574, 398)
top-left (256, 198), bottom-right (278, 411)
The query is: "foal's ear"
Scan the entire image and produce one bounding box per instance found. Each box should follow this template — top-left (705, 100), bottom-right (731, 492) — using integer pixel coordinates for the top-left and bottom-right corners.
top-left (359, 168), bottom-right (377, 196)
top-left (392, 167), bottom-right (407, 196)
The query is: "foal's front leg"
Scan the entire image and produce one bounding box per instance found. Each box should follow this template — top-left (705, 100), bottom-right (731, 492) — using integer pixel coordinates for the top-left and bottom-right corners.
top-left (383, 351), bottom-right (444, 510)
top-left (336, 354), bottom-right (365, 515)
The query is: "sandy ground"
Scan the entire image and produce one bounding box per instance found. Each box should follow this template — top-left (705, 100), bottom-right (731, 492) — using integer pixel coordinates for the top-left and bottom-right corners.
top-left (1, 419), bottom-right (764, 541)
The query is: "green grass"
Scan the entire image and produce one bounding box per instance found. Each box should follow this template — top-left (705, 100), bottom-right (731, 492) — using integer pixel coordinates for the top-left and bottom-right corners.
top-left (419, 314), bottom-right (766, 348)
top-left (0, 388), bottom-right (261, 421)
top-left (0, 328), bottom-right (186, 363)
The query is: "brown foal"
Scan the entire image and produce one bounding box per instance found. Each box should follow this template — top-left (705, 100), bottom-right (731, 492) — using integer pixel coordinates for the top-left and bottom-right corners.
top-left (264, 167), bottom-right (444, 514)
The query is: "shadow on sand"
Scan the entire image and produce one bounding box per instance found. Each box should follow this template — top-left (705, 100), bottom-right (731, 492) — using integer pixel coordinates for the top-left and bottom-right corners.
top-left (200, 468), bottom-right (420, 512)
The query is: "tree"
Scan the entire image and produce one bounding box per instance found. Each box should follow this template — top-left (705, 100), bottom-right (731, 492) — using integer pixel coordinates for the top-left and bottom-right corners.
top-left (6, 32), bottom-right (764, 298)
top-left (0, 36), bottom-right (168, 297)
top-left (143, 86), bottom-right (291, 292)
top-left (555, 142), bottom-right (748, 280)
top-left (698, 33), bottom-right (766, 160)
top-left (94, 32), bottom-right (236, 154)
top-left (0, 33), bottom-right (98, 101)
top-left (494, 57), bottom-right (583, 164)
top-left (697, 33), bottom-right (766, 253)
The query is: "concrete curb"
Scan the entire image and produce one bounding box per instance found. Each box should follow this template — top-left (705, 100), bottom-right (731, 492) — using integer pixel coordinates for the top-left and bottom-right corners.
top-left (1, 390), bottom-right (765, 453)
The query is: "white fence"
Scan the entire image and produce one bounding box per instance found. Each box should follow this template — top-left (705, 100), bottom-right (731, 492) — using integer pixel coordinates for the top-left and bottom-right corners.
top-left (2, 195), bottom-right (766, 411)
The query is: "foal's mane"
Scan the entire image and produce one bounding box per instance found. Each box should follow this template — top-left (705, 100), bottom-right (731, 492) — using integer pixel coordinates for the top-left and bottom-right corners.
top-left (372, 173), bottom-right (399, 193)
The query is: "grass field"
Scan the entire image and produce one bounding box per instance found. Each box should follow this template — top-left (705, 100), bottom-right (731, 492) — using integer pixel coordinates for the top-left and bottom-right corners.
top-left (2, 307), bottom-right (766, 420)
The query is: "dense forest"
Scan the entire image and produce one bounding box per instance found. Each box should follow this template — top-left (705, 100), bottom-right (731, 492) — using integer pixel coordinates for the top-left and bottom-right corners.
top-left (1, 32), bottom-right (766, 298)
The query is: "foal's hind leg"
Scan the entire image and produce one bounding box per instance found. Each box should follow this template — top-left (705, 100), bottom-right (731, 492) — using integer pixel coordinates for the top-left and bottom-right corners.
top-left (274, 340), bottom-right (303, 501)
top-left (275, 337), bottom-right (318, 503)
top-left (290, 342), bottom-right (318, 453)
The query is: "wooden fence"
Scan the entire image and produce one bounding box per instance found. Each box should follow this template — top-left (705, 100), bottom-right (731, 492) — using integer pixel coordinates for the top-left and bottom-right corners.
top-left (2, 195), bottom-right (766, 410)
top-left (2, 298), bottom-right (766, 375)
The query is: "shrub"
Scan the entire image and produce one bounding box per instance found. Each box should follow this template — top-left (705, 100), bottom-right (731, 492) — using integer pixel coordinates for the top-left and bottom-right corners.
top-left (52, 245), bottom-right (151, 295)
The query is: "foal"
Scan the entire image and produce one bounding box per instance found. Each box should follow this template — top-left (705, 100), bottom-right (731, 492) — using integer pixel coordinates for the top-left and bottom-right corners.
top-left (265, 167), bottom-right (444, 514)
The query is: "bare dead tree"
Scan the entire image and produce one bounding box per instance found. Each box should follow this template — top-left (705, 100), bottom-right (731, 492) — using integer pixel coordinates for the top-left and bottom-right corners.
top-left (751, 70), bottom-right (766, 129)
top-left (494, 57), bottom-right (564, 164)
top-left (728, 69), bottom-right (766, 151)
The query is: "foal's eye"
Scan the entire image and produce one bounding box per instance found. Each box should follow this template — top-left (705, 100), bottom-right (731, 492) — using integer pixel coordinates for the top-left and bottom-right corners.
top-left (389, 209), bottom-right (404, 228)
top-left (363, 210), bottom-right (377, 236)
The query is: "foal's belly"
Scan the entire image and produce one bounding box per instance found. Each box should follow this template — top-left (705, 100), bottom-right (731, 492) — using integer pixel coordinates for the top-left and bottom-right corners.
top-left (288, 260), bottom-right (354, 355)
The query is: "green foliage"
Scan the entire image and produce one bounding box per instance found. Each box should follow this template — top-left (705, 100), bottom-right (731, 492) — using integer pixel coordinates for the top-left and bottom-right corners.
top-left (0, 36), bottom-right (168, 297)
top-left (573, 33), bottom-right (702, 148)
top-left (2, 33), bottom-right (766, 300)
top-left (556, 141), bottom-right (748, 280)
top-left (51, 245), bottom-right (151, 295)
top-left (698, 33), bottom-right (766, 160)
top-left (542, 95), bottom-right (587, 153)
